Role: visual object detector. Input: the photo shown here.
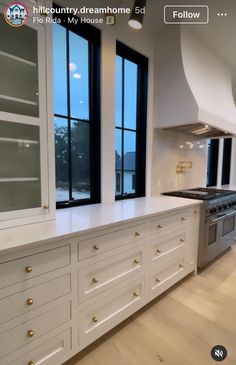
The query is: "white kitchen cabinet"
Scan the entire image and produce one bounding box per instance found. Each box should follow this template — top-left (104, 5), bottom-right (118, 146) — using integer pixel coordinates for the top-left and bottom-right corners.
top-left (0, 205), bottom-right (200, 364)
top-left (0, 3), bottom-right (55, 228)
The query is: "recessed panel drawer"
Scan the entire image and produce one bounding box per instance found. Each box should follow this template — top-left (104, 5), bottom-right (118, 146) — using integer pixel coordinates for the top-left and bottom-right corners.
top-left (79, 277), bottom-right (145, 345)
top-left (0, 245), bottom-right (70, 289)
top-left (150, 230), bottom-right (186, 263)
top-left (78, 224), bottom-right (146, 260)
top-left (148, 256), bottom-right (186, 300)
top-left (149, 210), bottom-right (189, 238)
top-left (0, 301), bottom-right (71, 359)
top-left (5, 328), bottom-right (71, 365)
top-left (0, 274), bottom-right (71, 324)
top-left (78, 245), bottom-right (145, 303)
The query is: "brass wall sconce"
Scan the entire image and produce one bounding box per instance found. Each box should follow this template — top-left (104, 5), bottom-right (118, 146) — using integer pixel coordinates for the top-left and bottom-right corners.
top-left (176, 161), bottom-right (193, 174)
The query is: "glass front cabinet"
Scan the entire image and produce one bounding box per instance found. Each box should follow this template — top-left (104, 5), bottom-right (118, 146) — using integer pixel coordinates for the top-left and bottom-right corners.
top-left (0, 3), bottom-right (55, 228)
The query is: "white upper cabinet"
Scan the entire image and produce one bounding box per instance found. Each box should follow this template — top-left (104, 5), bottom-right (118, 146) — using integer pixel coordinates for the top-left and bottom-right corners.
top-left (0, 4), bottom-right (55, 228)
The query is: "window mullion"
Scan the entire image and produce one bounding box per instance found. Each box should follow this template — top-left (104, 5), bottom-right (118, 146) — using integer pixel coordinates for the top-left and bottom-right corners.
top-left (121, 57), bottom-right (125, 196)
top-left (66, 29), bottom-right (73, 201)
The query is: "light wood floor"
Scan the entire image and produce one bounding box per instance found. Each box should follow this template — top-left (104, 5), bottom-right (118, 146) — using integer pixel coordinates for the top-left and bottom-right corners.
top-left (65, 246), bottom-right (236, 365)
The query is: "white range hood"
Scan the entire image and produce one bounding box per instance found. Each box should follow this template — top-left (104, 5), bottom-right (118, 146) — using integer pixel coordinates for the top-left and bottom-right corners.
top-left (155, 25), bottom-right (236, 138)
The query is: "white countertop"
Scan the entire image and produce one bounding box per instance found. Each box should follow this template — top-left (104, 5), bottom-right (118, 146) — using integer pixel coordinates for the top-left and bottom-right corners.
top-left (0, 196), bottom-right (202, 255)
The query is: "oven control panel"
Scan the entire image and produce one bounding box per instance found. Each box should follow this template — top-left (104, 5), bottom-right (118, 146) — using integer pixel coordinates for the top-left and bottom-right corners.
top-left (206, 196), bottom-right (236, 217)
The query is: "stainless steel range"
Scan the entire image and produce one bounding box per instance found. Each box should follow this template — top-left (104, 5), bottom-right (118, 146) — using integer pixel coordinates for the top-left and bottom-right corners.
top-left (164, 188), bottom-right (236, 268)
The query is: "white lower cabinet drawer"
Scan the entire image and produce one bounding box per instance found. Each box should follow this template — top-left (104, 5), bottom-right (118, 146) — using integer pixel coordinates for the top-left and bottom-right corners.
top-left (149, 210), bottom-right (189, 238)
top-left (78, 223), bottom-right (146, 260)
top-left (0, 301), bottom-right (71, 359)
top-left (0, 245), bottom-right (70, 289)
top-left (150, 230), bottom-right (186, 263)
top-left (148, 256), bottom-right (186, 300)
top-left (79, 276), bottom-right (145, 346)
top-left (78, 245), bottom-right (145, 303)
top-left (0, 274), bottom-right (71, 324)
top-left (5, 328), bottom-right (71, 365)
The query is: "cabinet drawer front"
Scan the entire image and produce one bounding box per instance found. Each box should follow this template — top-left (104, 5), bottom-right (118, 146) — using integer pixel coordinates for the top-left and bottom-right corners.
top-left (150, 231), bottom-right (186, 263)
top-left (6, 328), bottom-right (71, 365)
top-left (79, 246), bottom-right (145, 303)
top-left (0, 274), bottom-right (71, 324)
top-left (78, 224), bottom-right (146, 260)
top-left (79, 278), bottom-right (144, 344)
top-left (0, 301), bottom-right (71, 358)
top-left (149, 256), bottom-right (186, 299)
top-left (150, 211), bottom-right (189, 237)
top-left (0, 245), bottom-right (70, 289)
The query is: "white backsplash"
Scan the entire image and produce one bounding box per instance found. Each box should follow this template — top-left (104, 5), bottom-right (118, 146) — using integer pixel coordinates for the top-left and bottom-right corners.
top-left (152, 129), bottom-right (208, 195)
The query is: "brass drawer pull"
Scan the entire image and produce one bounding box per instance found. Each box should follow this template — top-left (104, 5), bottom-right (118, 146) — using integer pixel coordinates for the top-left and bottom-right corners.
top-left (156, 249), bottom-right (161, 253)
top-left (180, 238), bottom-right (185, 243)
top-left (92, 277), bottom-right (99, 284)
top-left (43, 204), bottom-right (49, 209)
top-left (28, 361), bottom-right (35, 365)
top-left (92, 316), bottom-right (98, 323)
top-left (155, 278), bottom-right (161, 283)
top-left (157, 225), bottom-right (163, 229)
top-left (181, 217), bottom-right (186, 222)
top-left (27, 329), bottom-right (34, 338)
top-left (133, 291), bottom-right (139, 297)
top-left (133, 259), bottom-right (139, 264)
top-left (194, 210), bottom-right (198, 214)
top-left (26, 298), bottom-right (34, 306)
top-left (25, 266), bottom-right (32, 273)
top-left (93, 244), bottom-right (100, 251)
top-left (179, 264), bottom-right (183, 269)
top-left (135, 232), bottom-right (141, 237)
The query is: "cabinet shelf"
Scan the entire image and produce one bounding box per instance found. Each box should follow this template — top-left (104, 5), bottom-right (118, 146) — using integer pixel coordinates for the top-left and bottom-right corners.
top-left (0, 95), bottom-right (37, 106)
top-left (0, 137), bottom-right (39, 145)
top-left (0, 51), bottom-right (36, 67)
top-left (0, 178), bottom-right (39, 182)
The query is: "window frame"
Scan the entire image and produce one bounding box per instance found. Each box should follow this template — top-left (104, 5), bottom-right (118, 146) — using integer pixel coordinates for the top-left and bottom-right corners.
top-left (115, 41), bottom-right (148, 200)
top-left (53, 4), bottom-right (101, 209)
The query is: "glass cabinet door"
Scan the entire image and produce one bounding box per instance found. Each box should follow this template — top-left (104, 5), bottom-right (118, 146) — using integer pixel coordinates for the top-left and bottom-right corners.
top-left (0, 5), bottom-right (51, 225)
top-left (0, 121), bottom-right (41, 212)
top-left (0, 13), bottom-right (39, 117)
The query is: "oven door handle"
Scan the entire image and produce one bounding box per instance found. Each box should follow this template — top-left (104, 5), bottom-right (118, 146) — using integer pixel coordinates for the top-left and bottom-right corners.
top-left (209, 210), bottom-right (236, 224)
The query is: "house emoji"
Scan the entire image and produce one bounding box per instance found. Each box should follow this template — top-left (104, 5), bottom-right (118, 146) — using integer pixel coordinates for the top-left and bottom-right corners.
top-left (7, 4), bottom-right (27, 19)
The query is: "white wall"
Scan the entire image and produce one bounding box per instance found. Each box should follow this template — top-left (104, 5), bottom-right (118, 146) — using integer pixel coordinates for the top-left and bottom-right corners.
top-left (151, 130), bottom-right (207, 195)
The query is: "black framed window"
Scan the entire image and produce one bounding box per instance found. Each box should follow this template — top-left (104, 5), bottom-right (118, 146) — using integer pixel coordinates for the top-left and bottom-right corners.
top-left (53, 5), bottom-right (101, 208)
top-left (222, 138), bottom-right (232, 185)
top-left (115, 42), bottom-right (148, 199)
top-left (207, 139), bottom-right (219, 187)
top-left (207, 138), bottom-right (232, 187)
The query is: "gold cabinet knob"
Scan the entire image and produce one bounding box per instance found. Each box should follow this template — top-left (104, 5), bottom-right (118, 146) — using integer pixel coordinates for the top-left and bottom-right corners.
top-left (180, 238), bottom-right (185, 243)
top-left (28, 362), bottom-right (35, 365)
top-left (25, 266), bottom-right (32, 273)
top-left (26, 298), bottom-right (34, 306)
top-left (43, 204), bottom-right (49, 209)
top-left (156, 249), bottom-right (161, 253)
top-left (133, 291), bottom-right (139, 297)
top-left (135, 232), bottom-right (141, 237)
top-left (92, 277), bottom-right (99, 284)
top-left (157, 224), bottom-right (163, 229)
top-left (181, 217), bottom-right (186, 222)
top-left (27, 329), bottom-right (34, 338)
top-left (92, 316), bottom-right (98, 323)
top-left (93, 244), bottom-right (100, 251)
top-left (155, 278), bottom-right (161, 283)
top-left (133, 258), bottom-right (139, 264)
top-left (179, 264), bottom-right (183, 268)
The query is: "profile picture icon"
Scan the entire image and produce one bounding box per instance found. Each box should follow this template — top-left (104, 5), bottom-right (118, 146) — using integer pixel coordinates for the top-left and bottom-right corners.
top-left (4, 2), bottom-right (29, 27)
